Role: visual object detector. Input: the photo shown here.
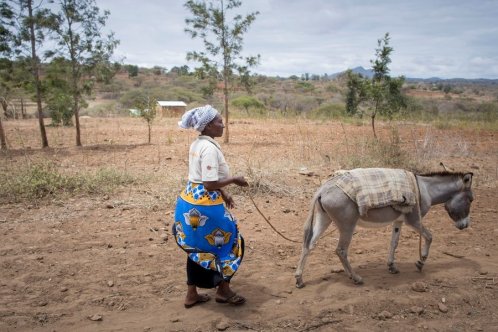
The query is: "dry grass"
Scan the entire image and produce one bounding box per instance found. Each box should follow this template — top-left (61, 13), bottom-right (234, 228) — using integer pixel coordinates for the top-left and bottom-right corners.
top-left (1, 116), bottom-right (495, 205)
top-left (0, 160), bottom-right (138, 203)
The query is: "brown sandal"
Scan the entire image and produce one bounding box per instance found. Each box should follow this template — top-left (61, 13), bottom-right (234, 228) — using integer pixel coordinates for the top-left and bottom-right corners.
top-left (215, 293), bottom-right (246, 306)
top-left (184, 293), bottom-right (211, 309)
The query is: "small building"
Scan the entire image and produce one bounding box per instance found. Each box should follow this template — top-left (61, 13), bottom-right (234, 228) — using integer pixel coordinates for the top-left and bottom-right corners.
top-left (157, 101), bottom-right (187, 117)
top-left (129, 108), bottom-right (140, 117)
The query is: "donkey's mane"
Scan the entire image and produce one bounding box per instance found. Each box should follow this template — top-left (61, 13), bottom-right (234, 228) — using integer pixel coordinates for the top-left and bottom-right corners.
top-left (417, 171), bottom-right (469, 177)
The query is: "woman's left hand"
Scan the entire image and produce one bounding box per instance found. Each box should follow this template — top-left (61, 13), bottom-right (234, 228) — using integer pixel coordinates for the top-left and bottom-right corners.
top-left (221, 191), bottom-right (235, 209)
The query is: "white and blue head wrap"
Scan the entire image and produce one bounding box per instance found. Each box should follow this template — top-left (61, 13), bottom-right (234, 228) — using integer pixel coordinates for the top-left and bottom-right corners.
top-left (178, 105), bottom-right (219, 132)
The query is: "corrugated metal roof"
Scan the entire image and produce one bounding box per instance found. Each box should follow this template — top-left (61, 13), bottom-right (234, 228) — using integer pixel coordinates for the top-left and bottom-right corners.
top-left (157, 101), bottom-right (187, 107)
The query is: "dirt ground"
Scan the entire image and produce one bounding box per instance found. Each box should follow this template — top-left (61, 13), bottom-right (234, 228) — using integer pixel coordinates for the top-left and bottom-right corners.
top-left (0, 117), bottom-right (497, 332)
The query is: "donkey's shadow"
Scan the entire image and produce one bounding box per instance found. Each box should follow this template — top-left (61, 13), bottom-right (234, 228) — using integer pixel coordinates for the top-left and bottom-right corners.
top-left (301, 257), bottom-right (481, 291)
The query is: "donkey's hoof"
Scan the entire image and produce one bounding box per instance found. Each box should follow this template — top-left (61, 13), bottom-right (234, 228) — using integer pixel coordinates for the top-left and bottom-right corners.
top-left (352, 275), bottom-right (363, 285)
top-left (415, 260), bottom-right (424, 271)
top-left (295, 277), bottom-right (305, 288)
top-left (388, 265), bottom-right (400, 274)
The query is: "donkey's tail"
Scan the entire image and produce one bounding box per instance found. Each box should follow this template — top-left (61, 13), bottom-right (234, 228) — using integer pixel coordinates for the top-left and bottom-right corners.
top-left (302, 192), bottom-right (321, 248)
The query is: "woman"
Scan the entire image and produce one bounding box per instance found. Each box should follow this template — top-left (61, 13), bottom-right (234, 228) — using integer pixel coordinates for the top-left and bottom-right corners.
top-left (173, 105), bottom-right (249, 308)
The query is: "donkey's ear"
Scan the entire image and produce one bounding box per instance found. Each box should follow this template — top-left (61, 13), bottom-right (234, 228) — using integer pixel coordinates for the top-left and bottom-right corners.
top-left (463, 173), bottom-right (473, 188)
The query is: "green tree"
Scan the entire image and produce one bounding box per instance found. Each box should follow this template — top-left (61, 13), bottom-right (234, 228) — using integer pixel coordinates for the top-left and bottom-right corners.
top-left (134, 95), bottom-right (157, 144)
top-left (0, 2), bottom-right (14, 149)
top-left (231, 95), bottom-right (263, 115)
top-left (345, 33), bottom-right (407, 138)
top-left (184, 0), bottom-right (259, 143)
top-left (170, 65), bottom-right (190, 76)
top-left (0, 1), bottom-right (14, 54)
top-left (44, 57), bottom-right (73, 126)
top-left (11, 0), bottom-right (55, 148)
top-left (368, 33), bottom-right (407, 137)
top-left (192, 65), bottom-right (218, 99)
top-left (125, 64), bottom-right (138, 77)
top-left (0, 57), bottom-right (32, 121)
top-left (51, 0), bottom-right (118, 146)
top-left (94, 60), bottom-right (120, 84)
top-left (1, 58), bottom-right (15, 119)
top-left (345, 69), bottom-right (367, 116)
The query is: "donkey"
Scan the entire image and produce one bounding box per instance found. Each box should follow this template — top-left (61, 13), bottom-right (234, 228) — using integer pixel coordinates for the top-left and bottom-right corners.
top-left (295, 169), bottom-right (474, 288)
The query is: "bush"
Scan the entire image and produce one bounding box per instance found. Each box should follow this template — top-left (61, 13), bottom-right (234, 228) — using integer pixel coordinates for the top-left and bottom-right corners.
top-left (0, 162), bottom-right (137, 202)
top-left (309, 103), bottom-right (345, 119)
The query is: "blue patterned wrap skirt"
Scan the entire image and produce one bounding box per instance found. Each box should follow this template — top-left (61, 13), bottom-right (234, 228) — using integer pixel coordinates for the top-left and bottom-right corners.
top-left (173, 182), bottom-right (244, 281)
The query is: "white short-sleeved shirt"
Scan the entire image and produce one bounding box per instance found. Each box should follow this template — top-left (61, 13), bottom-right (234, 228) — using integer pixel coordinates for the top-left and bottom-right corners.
top-left (188, 136), bottom-right (229, 183)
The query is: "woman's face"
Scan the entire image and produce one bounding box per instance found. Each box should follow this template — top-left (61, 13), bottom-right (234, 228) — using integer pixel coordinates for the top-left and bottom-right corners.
top-left (205, 114), bottom-right (224, 137)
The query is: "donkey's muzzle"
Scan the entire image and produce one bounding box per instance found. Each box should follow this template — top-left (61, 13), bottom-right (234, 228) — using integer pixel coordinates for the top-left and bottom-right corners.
top-left (455, 217), bottom-right (470, 230)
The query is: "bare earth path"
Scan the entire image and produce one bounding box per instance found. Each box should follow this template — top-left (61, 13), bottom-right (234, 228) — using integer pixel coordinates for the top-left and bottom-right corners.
top-left (1, 117), bottom-right (497, 331)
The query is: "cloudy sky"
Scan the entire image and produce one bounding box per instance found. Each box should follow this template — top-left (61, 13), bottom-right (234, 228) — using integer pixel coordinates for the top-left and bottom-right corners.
top-left (97, 0), bottom-right (498, 79)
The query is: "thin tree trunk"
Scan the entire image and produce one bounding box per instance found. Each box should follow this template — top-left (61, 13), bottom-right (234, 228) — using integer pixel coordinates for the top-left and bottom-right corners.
top-left (148, 122), bottom-right (151, 144)
top-left (67, 16), bottom-right (82, 147)
top-left (28, 0), bottom-right (48, 148)
top-left (371, 113), bottom-right (377, 139)
top-left (221, 0), bottom-right (230, 144)
top-left (21, 98), bottom-right (26, 119)
top-left (0, 117), bottom-right (7, 150)
top-left (74, 101), bottom-right (81, 146)
top-left (371, 98), bottom-right (380, 139)
top-left (71, 60), bottom-right (81, 146)
top-left (223, 77), bottom-right (229, 144)
top-left (71, 66), bottom-right (81, 146)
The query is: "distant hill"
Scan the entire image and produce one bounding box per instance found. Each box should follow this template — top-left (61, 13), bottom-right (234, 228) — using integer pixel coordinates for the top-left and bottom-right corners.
top-left (329, 66), bottom-right (374, 79)
top-left (329, 66), bottom-right (498, 84)
top-left (349, 66), bottom-right (374, 78)
top-left (404, 77), bottom-right (498, 85)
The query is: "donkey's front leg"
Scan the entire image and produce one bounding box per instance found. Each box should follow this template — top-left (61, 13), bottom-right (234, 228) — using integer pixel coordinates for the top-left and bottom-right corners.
top-left (408, 221), bottom-right (433, 271)
top-left (387, 220), bottom-right (403, 274)
top-left (336, 231), bottom-right (363, 285)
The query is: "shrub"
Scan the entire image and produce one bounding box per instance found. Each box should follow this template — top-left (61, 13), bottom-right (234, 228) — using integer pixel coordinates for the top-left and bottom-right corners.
top-left (0, 162), bottom-right (136, 202)
top-left (309, 103), bottom-right (345, 119)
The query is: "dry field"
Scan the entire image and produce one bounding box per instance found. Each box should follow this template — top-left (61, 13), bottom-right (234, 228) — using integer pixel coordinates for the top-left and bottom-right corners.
top-left (1, 117), bottom-right (497, 332)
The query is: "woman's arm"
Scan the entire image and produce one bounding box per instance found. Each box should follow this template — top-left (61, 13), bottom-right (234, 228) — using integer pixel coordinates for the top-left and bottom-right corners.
top-left (202, 175), bottom-right (248, 191)
top-left (218, 188), bottom-right (234, 209)
top-left (203, 176), bottom-right (248, 209)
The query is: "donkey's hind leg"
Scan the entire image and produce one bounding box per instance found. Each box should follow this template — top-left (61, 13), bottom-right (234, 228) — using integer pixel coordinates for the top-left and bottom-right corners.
top-left (387, 220), bottom-right (403, 274)
top-left (295, 205), bottom-right (332, 288)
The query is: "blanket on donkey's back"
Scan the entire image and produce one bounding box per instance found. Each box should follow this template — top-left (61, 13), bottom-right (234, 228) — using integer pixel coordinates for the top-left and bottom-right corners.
top-left (333, 168), bottom-right (417, 217)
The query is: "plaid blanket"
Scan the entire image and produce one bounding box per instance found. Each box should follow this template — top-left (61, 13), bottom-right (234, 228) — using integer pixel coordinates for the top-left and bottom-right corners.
top-left (332, 168), bottom-right (417, 217)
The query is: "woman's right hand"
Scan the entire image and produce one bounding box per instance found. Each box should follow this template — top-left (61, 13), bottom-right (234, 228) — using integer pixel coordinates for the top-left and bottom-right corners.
top-left (232, 176), bottom-right (249, 187)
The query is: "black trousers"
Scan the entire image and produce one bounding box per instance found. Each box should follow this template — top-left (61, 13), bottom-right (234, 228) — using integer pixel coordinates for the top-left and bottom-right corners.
top-left (186, 237), bottom-right (245, 288)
